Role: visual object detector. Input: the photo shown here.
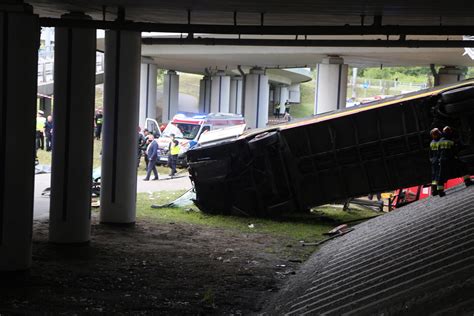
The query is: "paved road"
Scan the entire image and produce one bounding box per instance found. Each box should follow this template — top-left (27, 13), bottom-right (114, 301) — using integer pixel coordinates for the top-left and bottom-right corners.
top-left (33, 172), bottom-right (192, 219)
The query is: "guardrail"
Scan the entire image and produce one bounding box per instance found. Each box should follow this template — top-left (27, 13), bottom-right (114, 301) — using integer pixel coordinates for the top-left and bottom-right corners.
top-left (37, 52), bottom-right (104, 84)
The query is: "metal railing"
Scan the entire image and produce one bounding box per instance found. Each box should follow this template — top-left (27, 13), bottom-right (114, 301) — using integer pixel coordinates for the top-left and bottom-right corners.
top-left (37, 50), bottom-right (105, 84)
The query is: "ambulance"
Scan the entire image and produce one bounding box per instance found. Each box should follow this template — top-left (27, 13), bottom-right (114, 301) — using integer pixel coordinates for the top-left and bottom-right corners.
top-left (156, 112), bottom-right (245, 166)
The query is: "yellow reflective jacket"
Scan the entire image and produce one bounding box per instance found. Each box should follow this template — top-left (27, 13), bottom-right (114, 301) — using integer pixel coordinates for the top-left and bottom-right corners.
top-left (170, 143), bottom-right (180, 155)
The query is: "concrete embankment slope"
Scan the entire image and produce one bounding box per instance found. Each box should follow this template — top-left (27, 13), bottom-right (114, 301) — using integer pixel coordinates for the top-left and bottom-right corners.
top-left (266, 185), bottom-right (474, 315)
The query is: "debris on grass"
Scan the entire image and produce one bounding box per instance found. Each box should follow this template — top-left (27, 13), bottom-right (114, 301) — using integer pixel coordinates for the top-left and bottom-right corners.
top-left (150, 189), bottom-right (196, 209)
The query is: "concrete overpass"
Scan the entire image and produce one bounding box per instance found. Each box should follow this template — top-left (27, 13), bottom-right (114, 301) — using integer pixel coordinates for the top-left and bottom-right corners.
top-left (2, 0), bottom-right (474, 277)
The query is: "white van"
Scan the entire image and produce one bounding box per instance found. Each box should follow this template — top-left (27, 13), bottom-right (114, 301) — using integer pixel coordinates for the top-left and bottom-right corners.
top-left (157, 112), bottom-right (245, 166)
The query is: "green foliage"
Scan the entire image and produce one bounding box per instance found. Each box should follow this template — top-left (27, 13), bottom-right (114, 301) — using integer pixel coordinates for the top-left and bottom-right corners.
top-left (357, 67), bottom-right (433, 84)
top-left (290, 81), bottom-right (314, 118)
top-left (467, 67), bottom-right (474, 79)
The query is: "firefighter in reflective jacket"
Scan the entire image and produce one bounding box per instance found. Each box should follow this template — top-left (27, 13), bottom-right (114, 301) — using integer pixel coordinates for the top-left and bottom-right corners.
top-left (437, 126), bottom-right (472, 197)
top-left (168, 139), bottom-right (180, 176)
top-left (429, 128), bottom-right (442, 196)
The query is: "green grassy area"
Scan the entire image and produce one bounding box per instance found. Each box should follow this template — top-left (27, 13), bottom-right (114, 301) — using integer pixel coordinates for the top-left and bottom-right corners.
top-left (177, 73), bottom-right (201, 98)
top-left (157, 72), bottom-right (201, 99)
top-left (290, 81), bottom-right (314, 119)
top-left (37, 139), bottom-right (103, 168)
top-left (136, 191), bottom-right (380, 242)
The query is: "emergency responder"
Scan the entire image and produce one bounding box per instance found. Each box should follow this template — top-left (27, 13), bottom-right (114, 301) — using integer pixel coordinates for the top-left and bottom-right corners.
top-left (36, 110), bottom-right (46, 150)
top-left (45, 115), bottom-right (54, 151)
top-left (437, 126), bottom-right (472, 197)
top-left (429, 128), bottom-right (442, 196)
top-left (94, 109), bottom-right (103, 140)
top-left (169, 138), bottom-right (180, 177)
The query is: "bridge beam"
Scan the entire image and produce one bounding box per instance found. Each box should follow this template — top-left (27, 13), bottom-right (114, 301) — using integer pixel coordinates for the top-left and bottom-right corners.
top-left (100, 30), bottom-right (141, 224)
top-left (39, 18), bottom-right (474, 37)
top-left (0, 5), bottom-right (39, 272)
top-left (49, 12), bottom-right (97, 244)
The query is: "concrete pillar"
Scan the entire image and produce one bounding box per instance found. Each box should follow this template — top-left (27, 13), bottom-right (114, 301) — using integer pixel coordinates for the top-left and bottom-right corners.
top-left (289, 84), bottom-right (301, 103)
top-left (100, 30), bottom-right (141, 224)
top-left (314, 56), bottom-right (348, 115)
top-left (244, 68), bottom-right (269, 128)
top-left (279, 86), bottom-right (290, 115)
top-left (39, 97), bottom-right (52, 117)
top-left (438, 66), bottom-right (465, 85)
top-left (198, 75), bottom-right (211, 113)
top-left (273, 85), bottom-right (281, 103)
top-left (139, 62), bottom-right (157, 128)
top-left (0, 6), bottom-right (39, 271)
top-left (229, 76), bottom-right (243, 114)
top-left (210, 71), bottom-right (231, 113)
top-left (49, 13), bottom-right (96, 244)
top-left (163, 70), bottom-right (179, 122)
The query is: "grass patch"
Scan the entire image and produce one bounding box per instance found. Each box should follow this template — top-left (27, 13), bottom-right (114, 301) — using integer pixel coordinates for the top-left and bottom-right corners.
top-left (37, 139), bottom-right (103, 168)
top-left (136, 191), bottom-right (381, 242)
top-left (290, 81), bottom-right (314, 119)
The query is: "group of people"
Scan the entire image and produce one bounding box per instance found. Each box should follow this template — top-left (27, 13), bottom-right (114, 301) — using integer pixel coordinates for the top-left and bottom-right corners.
top-left (36, 109), bottom-right (102, 157)
top-left (138, 129), bottom-right (180, 181)
top-left (36, 110), bottom-right (53, 154)
top-left (429, 126), bottom-right (472, 197)
top-left (273, 100), bottom-right (291, 119)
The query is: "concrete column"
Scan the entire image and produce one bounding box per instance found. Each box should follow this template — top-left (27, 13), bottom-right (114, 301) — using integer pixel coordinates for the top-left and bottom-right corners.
top-left (139, 62), bottom-right (157, 127)
top-left (163, 70), bottom-right (179, 122)
top-left (229, 76), bottom-right (243, 114)
top-left (210, 71), bottom-right (231, 113)
top-left (39, 97), bottom-right (52, 117)
top-left (289, 84), bottom-right (301, 103)
top-left (244, 68), bottom-right (269, 128)
top-left (273, 85), bottom-right (281, 103)
top-left (100, 30), bottom-right (141, 224)
top-left (0, 6), bottom-right (39, 271)
top-left (49, 13), bottom-right (96, 244)
top-left (279, 86), bottom-right (290, 115)
top-left (198, 75), bottom-right (211, 113)
top-left (314, 56), bottom-right (348, 115)
top-left (438, 66), bottom-right (465, 85)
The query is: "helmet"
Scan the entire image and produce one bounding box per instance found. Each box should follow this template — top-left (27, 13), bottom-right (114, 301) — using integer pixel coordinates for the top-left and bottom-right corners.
top-left (442, 126), bottom-right (453, 136)
top-left (430, 128), bottom-right (442, 139)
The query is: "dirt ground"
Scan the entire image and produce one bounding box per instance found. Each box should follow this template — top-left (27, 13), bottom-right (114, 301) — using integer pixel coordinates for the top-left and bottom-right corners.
top-left (0, 215), bottom-right (312, 315)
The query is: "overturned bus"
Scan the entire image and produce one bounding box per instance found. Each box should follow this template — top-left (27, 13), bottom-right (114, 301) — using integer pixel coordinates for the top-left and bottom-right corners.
top-left (187, 80), bottom-right (474, 217)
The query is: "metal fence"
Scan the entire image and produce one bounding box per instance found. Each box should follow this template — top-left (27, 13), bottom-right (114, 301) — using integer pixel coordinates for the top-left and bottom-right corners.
top-left (348, 77), bottom-right (430, 99)
top-left (37, 48), bottom-right (104, 84)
